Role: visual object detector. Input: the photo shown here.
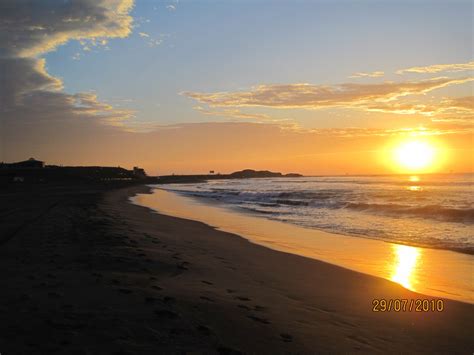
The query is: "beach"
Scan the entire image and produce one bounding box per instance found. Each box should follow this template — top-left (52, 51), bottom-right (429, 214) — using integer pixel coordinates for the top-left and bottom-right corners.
top-left (1, 183), bottom-right (473, 354)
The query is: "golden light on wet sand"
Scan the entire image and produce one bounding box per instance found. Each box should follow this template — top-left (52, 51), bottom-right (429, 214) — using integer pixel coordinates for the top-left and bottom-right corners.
top-left (391, 244), bottom-right (420, 290)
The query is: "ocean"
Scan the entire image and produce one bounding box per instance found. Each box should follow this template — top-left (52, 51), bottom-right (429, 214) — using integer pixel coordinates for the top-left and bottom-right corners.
top-left (158, 174), bottom-right (473, 254)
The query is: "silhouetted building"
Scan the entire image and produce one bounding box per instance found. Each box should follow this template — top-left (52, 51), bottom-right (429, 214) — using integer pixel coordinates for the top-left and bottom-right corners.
top-left (133, 167), bottom-right (147, 179)
top-left (0, 158), bottom-right (150, 184)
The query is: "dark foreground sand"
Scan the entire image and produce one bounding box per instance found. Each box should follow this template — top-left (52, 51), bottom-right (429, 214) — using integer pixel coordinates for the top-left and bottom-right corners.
top-left (0, 184), bottom-right (472, 354)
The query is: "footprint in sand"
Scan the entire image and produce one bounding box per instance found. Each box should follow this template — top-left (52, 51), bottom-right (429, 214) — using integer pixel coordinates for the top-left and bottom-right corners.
top-left (200, 296), bottom-right (214, 302)
top-left (247, 315), bottom-right (270, 324)
top-left (154, 309), bottom-right (179, 319)
top-left (234, 296), bottom-right (251, 302)
top-left (177, 262), bottom-right (189, 270)
top-left (20, 294), bottom-right (31, 301)
top-left (163, 296), bottom-right (175, 303)
top-left (197, 324), bottom-right (211, 336)
top-left (217, 345), bottom-right (243, 355)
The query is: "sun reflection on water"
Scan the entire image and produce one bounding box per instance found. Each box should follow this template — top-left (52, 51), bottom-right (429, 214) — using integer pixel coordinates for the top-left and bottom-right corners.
top-left (391, 244), bottom-right (420, 290)
top-left (407, 175), bottom-right (422, 191)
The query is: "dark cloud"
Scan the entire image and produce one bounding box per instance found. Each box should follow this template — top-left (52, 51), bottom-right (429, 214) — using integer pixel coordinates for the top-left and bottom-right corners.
top-left (1, 0), bottom-right (135, 162)
top-left (0, 0), bottom-right (133, 57)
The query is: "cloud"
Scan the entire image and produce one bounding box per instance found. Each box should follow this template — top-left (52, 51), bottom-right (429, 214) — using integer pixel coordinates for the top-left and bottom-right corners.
top-left (166, 4), bottom-right (176, 11)
top-left (0, 0), bottom-right (134, 58)
top-left (1, 0), bottom-right (136, 132)
top-left (194, 106), bottom-right (276, 121)
top-left (441, 96), bottom-right (474, 111)
top-left (350, 71), bottom-right (384, 78)
top-left (138, 32), bottom-right (165, 47)
top-left (147, 38), bottom-right (163, 47)
top-left (397, 61), bottom-right (474, 75)
top-left (0, 57), bottom-right (63, 107)
top-left (183, 77), bottom-right (473, 111)
top-left (339, 95), bottom-right (474, 124)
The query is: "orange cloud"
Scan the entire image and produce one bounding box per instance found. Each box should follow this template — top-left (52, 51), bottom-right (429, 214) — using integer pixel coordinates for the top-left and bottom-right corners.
top-left (397, 61), bottom-right (474, 75)
top-left (193, 106), bottom-right (285, 122)
top-left (183, 77), bottom-right (473, 111)
top-left (350, 71), bottom-right (384, 78)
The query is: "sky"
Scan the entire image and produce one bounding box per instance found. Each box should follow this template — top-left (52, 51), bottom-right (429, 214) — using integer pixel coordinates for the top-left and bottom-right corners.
top-left (1, 0), bottom-right (473, 175)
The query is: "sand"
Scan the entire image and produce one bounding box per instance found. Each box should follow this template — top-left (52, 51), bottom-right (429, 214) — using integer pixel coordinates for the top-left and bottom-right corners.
top-left (0, 183), bottom-right (472, 354)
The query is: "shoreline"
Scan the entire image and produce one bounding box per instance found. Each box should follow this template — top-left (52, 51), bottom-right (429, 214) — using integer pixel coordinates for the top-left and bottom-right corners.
top-left (153, 186), bottom-right (474, 256)
top-left (121, 185), bottom-right (473, 352)
top-left (133, 187), bottom-right (474, 304)
top-left (1, 183), bottom-right (472, 353)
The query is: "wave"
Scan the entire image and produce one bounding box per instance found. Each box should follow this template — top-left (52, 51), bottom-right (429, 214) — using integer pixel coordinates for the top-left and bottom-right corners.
top-left (165, 180), bottom-right (474, 225)
top-left (345, 203), bottom-right (474, 223)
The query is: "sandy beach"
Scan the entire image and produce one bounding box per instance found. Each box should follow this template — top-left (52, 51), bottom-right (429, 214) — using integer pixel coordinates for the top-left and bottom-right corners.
top-left (1, 183), bottom-right (473, 354)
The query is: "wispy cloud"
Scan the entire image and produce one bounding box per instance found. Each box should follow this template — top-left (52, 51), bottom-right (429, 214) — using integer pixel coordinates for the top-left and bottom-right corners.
top-left (138, 32), bottom-right (164, 47)
top-left (397, 61), bottom-right (474, 74)
top-left (441, 96), bottom-right (474, 111)
top-left (194, 106), bottom-right (280, 122)
top-left (350, 71), bottom-right (384, 78)
top-left (183, 78), bottom-right (473, 111)
top-left (147, 38), bottom-right (163, 47)
top-left (166, 4), bottom-right (176, 11)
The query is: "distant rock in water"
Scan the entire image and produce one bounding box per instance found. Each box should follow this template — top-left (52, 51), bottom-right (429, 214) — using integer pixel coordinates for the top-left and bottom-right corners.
top-left (228, 169), bottom-right (302, 179)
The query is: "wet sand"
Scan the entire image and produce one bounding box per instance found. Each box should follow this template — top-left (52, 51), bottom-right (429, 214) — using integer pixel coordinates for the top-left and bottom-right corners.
top-left (0, 184), bottom-right (473, 354)
top-left (133, 188), bottom-right (474, 304)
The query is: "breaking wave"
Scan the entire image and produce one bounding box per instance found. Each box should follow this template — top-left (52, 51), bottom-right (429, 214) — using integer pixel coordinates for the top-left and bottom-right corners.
top-left (161, 174), bottom-right (474, 253)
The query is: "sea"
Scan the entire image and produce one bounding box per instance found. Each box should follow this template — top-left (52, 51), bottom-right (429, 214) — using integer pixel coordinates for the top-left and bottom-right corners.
top-left (158, 174), bottom-right (473, 254)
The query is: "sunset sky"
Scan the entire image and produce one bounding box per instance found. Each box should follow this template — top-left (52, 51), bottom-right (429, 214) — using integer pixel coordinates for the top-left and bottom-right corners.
top-left (2, 0), bottom-right (473, 175)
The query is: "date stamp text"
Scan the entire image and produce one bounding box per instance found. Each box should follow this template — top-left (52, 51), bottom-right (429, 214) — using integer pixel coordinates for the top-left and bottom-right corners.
top-left (372, 298), bottom-right (444, 312)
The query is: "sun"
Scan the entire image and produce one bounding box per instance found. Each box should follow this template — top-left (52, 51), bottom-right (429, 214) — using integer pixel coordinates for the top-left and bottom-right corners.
top-left (394, 140), bottom-right (436, 171)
